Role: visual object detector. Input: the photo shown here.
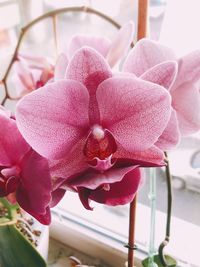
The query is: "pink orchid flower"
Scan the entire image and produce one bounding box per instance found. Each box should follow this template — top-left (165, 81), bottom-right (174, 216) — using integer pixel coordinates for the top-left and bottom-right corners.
top-left (123, 39), bottom-right (200, 148)
top-left (16, 47), bottom-right (171, 209)
top-left (13, 53), bottom-right (54, 97)
top-left (54, 22), bottom-right (134, 81)
top-left (0, 109), bottom-right (53, 224)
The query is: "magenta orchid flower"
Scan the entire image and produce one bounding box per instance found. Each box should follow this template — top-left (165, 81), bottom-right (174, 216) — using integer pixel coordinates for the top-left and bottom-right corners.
top-left (54, 22), bottom-right (134, 81)
top-left (13, 53), bottom-right (54, 97)
top-left (123, 38), bottom-right (200, 144)
top-left (16, 47), bottom-right (171, 209)
top-left (0, 109), bottom-right (53, 224)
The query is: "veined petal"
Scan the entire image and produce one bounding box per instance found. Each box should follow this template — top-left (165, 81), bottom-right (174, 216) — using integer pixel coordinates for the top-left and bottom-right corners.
top-left (54, 53), bottom-right (69, 81)
top-left (140, 61), bottom-right (178, 90)
top-left (96, 77), bottom-right (171, 152)
top-left (155, 109), bottom-right (180, 150)
top-left (106, 21), bottom-right (134, 67)
top-left (0, 115), bottom-right (30, 166)
top-left (65, 47), bottom-right (112, 93)
top-left (68, 35), bottom-right (111, 58)
top-left (16, 80), bottom-right (90, 160)
top-left (173, 50), bottom-right (200, 89)
top-left (90, 168), bottom-right (141, 206)
top-left (17, 150), bottom-right (51, 215)
top-left (172, 82), bottom-right (200, 135)
top-left (65, 47), bottom-right (112, 124)
top-left (67, 165), bottom-right (136, 190)
top-left (49, 139), bottom-right (88, 179)
top-left (123, 38), bottom-right (175, 76)
top-left (114, 144), bottom-right (166, 167)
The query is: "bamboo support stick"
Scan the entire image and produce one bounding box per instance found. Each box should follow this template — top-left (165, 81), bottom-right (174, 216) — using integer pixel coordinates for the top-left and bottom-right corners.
top-left (127, 1), bottom-right (149, 267)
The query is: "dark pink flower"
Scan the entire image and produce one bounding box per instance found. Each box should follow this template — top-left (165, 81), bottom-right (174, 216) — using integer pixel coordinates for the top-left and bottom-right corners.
top-left (123, 39), bottom-right (200, 147)
top-left (0, 110), bottom-right (53, 224)
top-left (16, 47), bottom-right (171, 208)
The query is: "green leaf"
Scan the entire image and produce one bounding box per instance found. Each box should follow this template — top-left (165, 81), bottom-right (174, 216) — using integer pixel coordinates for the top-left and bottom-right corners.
top-left (142, 254), bottom-right (177, 267)
top-left (0, 224), bottom-right (47, 267)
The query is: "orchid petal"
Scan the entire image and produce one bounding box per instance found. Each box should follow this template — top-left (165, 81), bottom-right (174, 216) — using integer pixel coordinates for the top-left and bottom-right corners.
top-left (49, 139), bottom-right (88, 179)
top-left (65, 47), bottom-right (112, 93)
top-left (17, 150), bottom-right (51, 215)
top-left (173, 50), bottom-right (200, 89)
top-left (0, 115), bottom-right (30, 166)
top-left (106, 21), bottom-right (134, 67)
top-left (68, 35), bottom-right (111, 58)
top-left (54, 53), bottom-right (69, 81)
top-left (16, 80), bottom-right (90, 160)
top-left (66, 47), bottom-right (112, 124)
top-left (114, 144), bottom-right (166, 167)
top-left (78, 188), bottom-right (93, 210)
top-left (90, 168), bottom-right (141, 206)
top-left (155, 109), bottom-right (180, 150)
top-left (67, 165), bottom-right (136, 190)
top-left (140, 61), bottom-right (178, 90)
top-left (172, 82), bottom-right (200, 135)
top-left (50, 188), bottom-right (66, 208)
top-left (14, 61), bottom-right (35, 91)
top-left (123, 38), bottom-right (175, 76)
top-left (0, 105), bottom-right (11, 117)
top-left (97, 77), bottom-right (171, 152)
top-left (28, 207), bottom-right (51, 225)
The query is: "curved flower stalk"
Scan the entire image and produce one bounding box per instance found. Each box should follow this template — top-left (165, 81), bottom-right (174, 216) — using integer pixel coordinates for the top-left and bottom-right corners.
top-left (13, 53), bottom-right (54, 97)
top-left (54, 22), bottom-right (134, 80)
top-left (123, 38), bottom-right (200, 146)
top-left (16, 47), bottom-right (173, 209)
top-left (0, 110), bottom-right (53, 224)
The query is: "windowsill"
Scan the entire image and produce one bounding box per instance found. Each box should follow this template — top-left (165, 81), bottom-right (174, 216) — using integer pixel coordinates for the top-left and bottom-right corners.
top-left (50, 197), bottom-right (200, 267)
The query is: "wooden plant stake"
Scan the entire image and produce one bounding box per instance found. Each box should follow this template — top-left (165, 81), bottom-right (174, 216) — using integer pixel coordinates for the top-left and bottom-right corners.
top-left (126, 1), bottom-right (149, 267)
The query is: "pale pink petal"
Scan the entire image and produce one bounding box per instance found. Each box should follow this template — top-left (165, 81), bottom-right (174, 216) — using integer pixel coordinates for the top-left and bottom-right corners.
top-left (90, 168), bottom-right (141, 206)
top-left (16, 80), bottom-right (90, 160)
top-left (66, 47), bottom-right (112, 124)
top-left (54, 53), bottom-right (69, 81)
top-left (140, 61), bottom-right (178, 90)
top-left (67, 165), bottom-right (136, 190)
top-left (18, 52), bottom-right (53, 70)
top-left (17, 150), bottom-right (51, 220)
top-left (65, 47), bottom-right (112, 93)
top-left (0, 105), bottom-right (11, 117)
top-left (172, 82), bottom-right (200, 135)
top-left (106, 22), bottom-right (134, 67)
top-left (114, 144), bottom-right (166, 167)
top-left (68, 35), bottom-right (111, 59)
top-left (97, 77), bottom-right (171, 152)
top-left (0, 115), bottom-right (30, 166)
top-left (49, 139), bottom-right (88, 179)
top-left (155, 109), bottom-right (180, 150)
top-left (172, 50), bottom-right (200, 89)
top-left (123, 38), bottom-right (175, 76)
top-left (14, 61), bottom-right (35, 91)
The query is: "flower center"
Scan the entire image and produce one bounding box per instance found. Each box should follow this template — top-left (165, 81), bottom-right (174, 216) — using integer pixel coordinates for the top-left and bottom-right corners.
top-left (83, 126), bottom-right (117, 171)
top-left (92, 125), bottom-right (105, 140)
